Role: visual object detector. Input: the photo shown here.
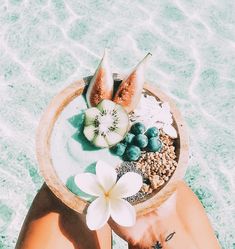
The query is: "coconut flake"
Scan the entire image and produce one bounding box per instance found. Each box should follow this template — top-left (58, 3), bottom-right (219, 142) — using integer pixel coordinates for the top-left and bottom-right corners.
top-left (162, 124), bottom-right (177, 139)
top-left (131, 94), bottom-right (178, 138)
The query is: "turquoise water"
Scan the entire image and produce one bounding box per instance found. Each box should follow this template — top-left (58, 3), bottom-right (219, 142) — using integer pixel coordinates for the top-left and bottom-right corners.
top-left (0, 0), bottom-right (235, 248)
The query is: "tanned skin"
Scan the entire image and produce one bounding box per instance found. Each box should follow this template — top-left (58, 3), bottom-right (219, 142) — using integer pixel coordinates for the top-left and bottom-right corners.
top-left (16, 181), bottom-right (221, 249)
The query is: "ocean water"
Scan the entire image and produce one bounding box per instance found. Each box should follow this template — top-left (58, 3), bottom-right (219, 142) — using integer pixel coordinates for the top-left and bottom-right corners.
top-left (0, 0), bottom-right (235, 248)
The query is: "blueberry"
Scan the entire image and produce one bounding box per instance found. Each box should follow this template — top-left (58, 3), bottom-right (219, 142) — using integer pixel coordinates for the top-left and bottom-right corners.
top-left (145, 127), bottom-right (159, 138)
top-left (147, 137), bottom-right (162, 152)
top-left (111, 143), bottom-right (126, 156)
top-left (123, 133), bottom-right (135, 144)
top-left (125, 145), bottom-right (141, 161)
top-left (133, 134), bottom-right (148, 148)
top-left (130, 122), bottom-right (146, 135)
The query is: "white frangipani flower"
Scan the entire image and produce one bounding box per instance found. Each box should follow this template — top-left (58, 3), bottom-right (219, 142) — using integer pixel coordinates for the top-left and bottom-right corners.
top-left (132, 95), bottom-right (177, 138)
top-left (75, 161), bottom-right (142, 230)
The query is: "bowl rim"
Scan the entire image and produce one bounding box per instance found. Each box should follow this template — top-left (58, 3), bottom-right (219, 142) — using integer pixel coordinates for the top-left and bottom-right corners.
top-left (36, 75), bottom-right (189, 215)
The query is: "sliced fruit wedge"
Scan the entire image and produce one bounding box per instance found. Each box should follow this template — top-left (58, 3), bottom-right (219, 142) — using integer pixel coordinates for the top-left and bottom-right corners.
top-left (83, 99), bottom-right (129, 148)
top-left (84, 107), bottom-right (100, 126)
top-left (97, 98), bottom-right (116, 113)
top-left (113, 53), bottom-right (152, 113)
top-left (86, 49), bottom-right (113, 107)
top-left (83, 125), bottom-right (96, 141)
top-left (105, 132), bottom-right (123, 146)
top-left (93, 134), bottom-right (109, 147)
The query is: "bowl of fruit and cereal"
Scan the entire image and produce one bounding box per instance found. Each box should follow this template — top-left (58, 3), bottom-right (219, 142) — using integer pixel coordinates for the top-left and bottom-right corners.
top-left (36, 51), bottom-right (189, 228)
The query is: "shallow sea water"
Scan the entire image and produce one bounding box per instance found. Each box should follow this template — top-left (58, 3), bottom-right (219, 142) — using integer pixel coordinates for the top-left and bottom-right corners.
top-left (0, 0), bottom-right (235, 248)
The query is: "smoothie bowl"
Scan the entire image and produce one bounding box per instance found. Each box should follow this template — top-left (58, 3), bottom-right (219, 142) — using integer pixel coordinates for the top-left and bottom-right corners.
top-left (36, 51), bottom-right (189, 230)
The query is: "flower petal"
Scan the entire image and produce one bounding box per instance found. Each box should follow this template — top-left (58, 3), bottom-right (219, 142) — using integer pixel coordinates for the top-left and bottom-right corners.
top-left (110, 172), bottom-right (142, 198)
top-left (86, 197), bottom-right (110, 230)
top-left (163, 124), bottom-right (177, 138)
top-left (96, 160), bottom-right (117, 192)
top-left (74, 173), bottom-right (103, 197)
top-left (110, 198), bottom-right (136, 227)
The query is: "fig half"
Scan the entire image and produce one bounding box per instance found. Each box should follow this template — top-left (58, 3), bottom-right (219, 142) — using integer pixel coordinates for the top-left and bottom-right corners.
top-left (113, 53), bottom-right (152, 113)
top-left (86, 49), bottom-right (113, 107)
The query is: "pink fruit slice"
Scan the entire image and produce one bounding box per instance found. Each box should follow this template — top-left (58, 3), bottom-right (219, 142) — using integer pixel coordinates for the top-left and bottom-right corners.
top-left (113, 53), bottom-right (152, 113)
top-left (86, 49), bottom-right (113, 107)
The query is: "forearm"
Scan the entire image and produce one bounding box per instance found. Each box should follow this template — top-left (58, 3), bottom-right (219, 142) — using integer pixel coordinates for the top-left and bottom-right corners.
top-left (176, 182), bottom-right (221, 249)
top-left (16, 184), bottom-right (112, 249)
top-left (15, 184), bottom-right (77, 249)
top-left (159, 214), bottom-right (198, 249)
top-left (155, 182), bottom-right (221, 249)
top-left (124, 181), bottom-right (221, 249)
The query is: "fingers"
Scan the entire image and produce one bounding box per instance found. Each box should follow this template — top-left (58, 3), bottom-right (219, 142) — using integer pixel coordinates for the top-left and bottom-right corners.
top-left (109, 210), bottom-right (162, 248)
top-left (128, 232), bottom-right (161, 249)
top-left (129, 213), bottom-right (162, 248)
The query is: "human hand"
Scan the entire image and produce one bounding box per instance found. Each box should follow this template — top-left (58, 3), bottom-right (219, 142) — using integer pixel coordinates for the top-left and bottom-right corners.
top-left (108, 193), bottom-right (177, 249)
top-left (109, 210), bottom-right (161, 249)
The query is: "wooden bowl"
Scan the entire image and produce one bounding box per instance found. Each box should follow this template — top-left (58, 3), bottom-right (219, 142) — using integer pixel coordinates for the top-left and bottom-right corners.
top-left (36, 74), bottom-right (189, 216)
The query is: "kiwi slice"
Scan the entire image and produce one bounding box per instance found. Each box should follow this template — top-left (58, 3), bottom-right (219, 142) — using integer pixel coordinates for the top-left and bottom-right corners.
top-left (83, 99), bottom-right (129, 148)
